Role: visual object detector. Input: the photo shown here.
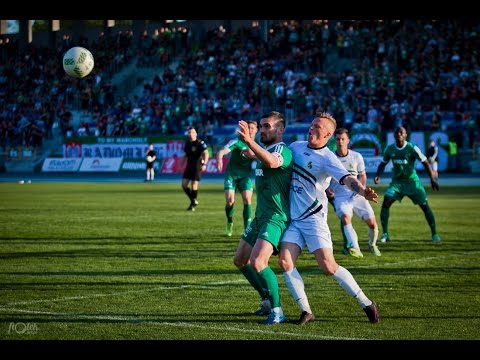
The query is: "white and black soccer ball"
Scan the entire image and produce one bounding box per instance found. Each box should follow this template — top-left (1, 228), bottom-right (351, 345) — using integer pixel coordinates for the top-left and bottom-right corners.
top-left (63, 46), bottom-right (94, 78)
top-left (146, 155), bottom-right (154, 162)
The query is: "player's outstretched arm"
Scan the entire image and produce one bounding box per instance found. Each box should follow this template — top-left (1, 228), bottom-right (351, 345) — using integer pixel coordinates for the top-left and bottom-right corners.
top-left (422, 160), bottom-right (440, 191)
top-left (343, 175), bottom-right (378, 203)
top-left (216, 147), bottom-right (230, 171)
top-left (241, 148), bottom-right (257, 160)
top-left (200, 149), bottom-right (209, 172)
top-left (374, 162), bottom-right (387, 184)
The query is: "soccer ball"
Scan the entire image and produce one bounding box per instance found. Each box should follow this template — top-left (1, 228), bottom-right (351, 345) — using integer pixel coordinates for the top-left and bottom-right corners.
top-left (146, 156), bottom-right (154, 162)
top-left (63, 46), bottom-right (94, 78)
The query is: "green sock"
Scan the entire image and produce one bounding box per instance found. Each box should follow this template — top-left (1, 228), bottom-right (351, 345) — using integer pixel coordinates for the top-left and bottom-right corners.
top-left (225, 205), bottom-right (234, 223)
top-left (243, 204), bottom-right (252, 228)
top-left (380, 207), bottom-right (390, 234)
top-left (424, 207), bottom-right (437, 235)
top-left (240, 264), bottom-right (268, 299)
top-left (258, 266), bottom-right (281, 308)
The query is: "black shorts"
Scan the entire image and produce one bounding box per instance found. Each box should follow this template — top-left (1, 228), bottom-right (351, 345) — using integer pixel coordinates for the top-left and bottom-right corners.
top-left (146, 162), bottom-right (154, 169)
top-left (183, 164), bottom-right (202, 181)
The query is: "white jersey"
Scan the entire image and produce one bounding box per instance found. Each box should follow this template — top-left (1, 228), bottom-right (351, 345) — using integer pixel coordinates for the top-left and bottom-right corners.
top-left (329, 149), bottom-right (365, 198)
top-left (289, 141), bottom-right (351, 222)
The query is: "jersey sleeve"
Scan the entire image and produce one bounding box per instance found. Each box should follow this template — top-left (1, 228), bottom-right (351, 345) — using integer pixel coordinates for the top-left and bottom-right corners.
top-left (224, 139), bottom-right (240, 152)
top-left (413, 145), bottom-right (427, 162)
top-left (276, 144), bottom-right (293, 169)
top-left (327, 151), bottom-right (351, 184)
top-left (356, 152), bottom-right (366, 174)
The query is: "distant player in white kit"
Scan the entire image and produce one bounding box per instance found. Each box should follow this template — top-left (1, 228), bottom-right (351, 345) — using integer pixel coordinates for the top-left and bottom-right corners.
top-left (326, 128), bottom-right (381, 257)
top-left (145, 143), bottom-right (156, 182)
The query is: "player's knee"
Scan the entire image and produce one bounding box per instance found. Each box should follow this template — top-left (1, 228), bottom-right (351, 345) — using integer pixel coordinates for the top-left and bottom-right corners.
top-left (277, 255), bottom-right (292, 272)
top-left (319, 259), bottom-right (336, 275)
top-left (233, 255), bottom-right (246, 269)
top-left (382, 200), bottom-right (393, 208)
top-left (420, 203), bottom-right (430, 212)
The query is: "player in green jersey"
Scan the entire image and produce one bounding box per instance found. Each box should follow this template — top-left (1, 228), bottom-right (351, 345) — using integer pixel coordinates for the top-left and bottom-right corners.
top-left (233, 111), bottom-right (293, 325)
top-left (216, 120), bottom-right (258, 237)
top-left (374, 126), bottom-right (441, 243)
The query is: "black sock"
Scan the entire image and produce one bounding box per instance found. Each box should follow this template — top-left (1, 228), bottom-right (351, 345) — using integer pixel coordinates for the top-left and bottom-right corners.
top-left (183, 187), bottom-right (192, 200)
top-left (191, 190), bottom-right (198, 204)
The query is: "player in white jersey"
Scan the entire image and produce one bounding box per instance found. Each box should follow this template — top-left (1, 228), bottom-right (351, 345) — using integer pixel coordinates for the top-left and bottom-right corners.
top-left (326, 128), bottom-right (381, 257)
top-left (278, 112), bottom-right (381, 325)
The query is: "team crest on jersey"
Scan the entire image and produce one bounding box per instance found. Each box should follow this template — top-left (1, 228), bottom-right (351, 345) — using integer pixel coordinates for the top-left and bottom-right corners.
top-left (307, 161), bottom-right (312, 169)
top-left (192, 146), bottom-right (197, 152)
top-left (255, 169), bottom-right (264, 176)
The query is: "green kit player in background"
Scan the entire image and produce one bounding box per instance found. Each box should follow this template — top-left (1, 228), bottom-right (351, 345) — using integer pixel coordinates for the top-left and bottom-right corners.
top-left (216, 120), bottom-right (258, 236)
top-left (374, 126), bottom-right (441, 243)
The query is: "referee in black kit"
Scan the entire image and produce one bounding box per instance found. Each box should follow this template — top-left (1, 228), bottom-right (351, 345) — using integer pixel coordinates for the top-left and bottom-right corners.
top-left (181, 126), bottom-right (209, 211)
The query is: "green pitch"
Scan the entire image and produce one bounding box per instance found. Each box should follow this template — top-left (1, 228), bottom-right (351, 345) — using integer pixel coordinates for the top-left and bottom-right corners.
top-left (0, 183), bottom-right (479, 340)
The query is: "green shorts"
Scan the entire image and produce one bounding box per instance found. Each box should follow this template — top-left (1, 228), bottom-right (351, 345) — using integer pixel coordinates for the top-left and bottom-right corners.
top-left (224, 174), bottom-right (253, 192)
top-left (385, 180), bottom-right (428, 205)
top-left (241, 217), bottom-right (288, 255)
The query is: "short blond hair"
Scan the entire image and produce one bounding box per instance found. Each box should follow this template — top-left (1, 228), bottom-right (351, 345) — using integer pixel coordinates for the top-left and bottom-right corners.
top-left (315, 111), bottom-right (337, 131)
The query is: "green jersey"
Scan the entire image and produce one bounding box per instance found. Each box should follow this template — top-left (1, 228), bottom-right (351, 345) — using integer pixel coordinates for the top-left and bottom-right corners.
top-left (382, 141), bottom-right (427, 182)
top-left (224, 138), bottom-right (254, 178)
top-left (254, 142), bottom-right (293, 222)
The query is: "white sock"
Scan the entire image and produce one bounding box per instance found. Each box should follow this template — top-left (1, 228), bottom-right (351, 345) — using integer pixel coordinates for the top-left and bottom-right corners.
top-left (272, 306), bottom-right (284, 316)
top-left (283, 268), bottom-right (312, 313)
top-left (151, 171), bottom-right (154, 181)
top-left (354, 290), bottom-right (372, 308)
top-left (368, 227), bottom-right (379, 247)
top-left (332, 265), bottom-right (362, 297)
top-left (343, 224), bottom-right (360, 250)
top-left (333, 266), bottom-right (372, 308)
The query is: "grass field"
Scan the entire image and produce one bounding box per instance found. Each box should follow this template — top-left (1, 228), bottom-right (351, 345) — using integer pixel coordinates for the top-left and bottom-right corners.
top-left (0, 182), bottom-right (479, 341)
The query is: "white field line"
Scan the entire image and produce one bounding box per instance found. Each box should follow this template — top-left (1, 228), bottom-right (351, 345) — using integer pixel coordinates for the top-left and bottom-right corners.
top-left (0, 307), bottom-right (361, 340)
top-left (0, 251), bottom-right (478, 340)
top-left (0, 280), bottom-right (247, 307)
top-left (343, 250), bottom-right (480, 270)
top-left (2, 250), bottom-right (479, 308)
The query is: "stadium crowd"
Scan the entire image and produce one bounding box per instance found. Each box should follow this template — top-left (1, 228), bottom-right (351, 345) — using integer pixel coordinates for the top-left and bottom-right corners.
top-left (1, 19), bottom-right (480, 154)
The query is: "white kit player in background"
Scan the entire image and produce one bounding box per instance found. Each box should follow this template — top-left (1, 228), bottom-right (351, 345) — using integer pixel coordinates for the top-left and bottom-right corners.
top-left (326, 128), bottom-right (381, 257)
top-left (145, 143), bottom-right (157, 182)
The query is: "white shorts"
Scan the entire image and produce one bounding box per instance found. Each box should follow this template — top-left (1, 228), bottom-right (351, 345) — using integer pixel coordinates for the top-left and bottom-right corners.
top-left (430, 161), bottom-right (438, 171)
top-left (281, 218), bottom-right (332, 253)
top-left (333, 193), bottom-right (375, 221)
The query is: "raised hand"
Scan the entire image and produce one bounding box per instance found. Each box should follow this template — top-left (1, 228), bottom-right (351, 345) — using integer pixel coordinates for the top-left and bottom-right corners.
top-left (364, 187), bottom-right (378, 203)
